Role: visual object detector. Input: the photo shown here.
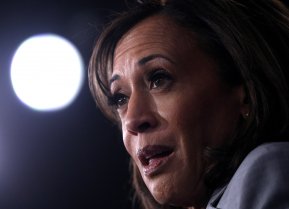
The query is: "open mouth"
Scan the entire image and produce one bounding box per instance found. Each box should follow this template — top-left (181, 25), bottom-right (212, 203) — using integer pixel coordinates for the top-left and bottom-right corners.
top-left (137, 145), bottom-right (174, 166)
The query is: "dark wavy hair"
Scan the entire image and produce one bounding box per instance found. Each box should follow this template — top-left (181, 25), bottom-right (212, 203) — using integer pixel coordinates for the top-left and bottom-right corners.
top-left (88, 0), bottom-right (289, 208)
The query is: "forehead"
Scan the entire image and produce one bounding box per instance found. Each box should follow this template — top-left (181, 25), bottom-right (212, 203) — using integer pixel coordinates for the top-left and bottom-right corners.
top-left (113, 15), bottom-right (196, 66)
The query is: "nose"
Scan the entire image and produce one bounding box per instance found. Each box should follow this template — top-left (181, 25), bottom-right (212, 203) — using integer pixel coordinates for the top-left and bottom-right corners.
top-left (124, 92), bottom-right (158, 135)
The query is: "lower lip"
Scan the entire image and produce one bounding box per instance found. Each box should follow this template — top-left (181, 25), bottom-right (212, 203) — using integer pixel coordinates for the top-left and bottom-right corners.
top-left (143, 153), bottom-right (173, 176)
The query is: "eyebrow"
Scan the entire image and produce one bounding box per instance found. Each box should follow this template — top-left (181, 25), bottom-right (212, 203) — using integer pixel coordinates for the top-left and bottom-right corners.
top-left (138, 54), bottom-right (175, 66)
top-left (109, 54), bottom-right (174, 87)
top-left (109, 74), bottom-right (120, 87)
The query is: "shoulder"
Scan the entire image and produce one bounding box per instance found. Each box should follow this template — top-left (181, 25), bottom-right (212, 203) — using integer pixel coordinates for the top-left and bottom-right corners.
top-left (207, 142), bottom-right (289, 209)
top-left (241, 142), bottom-right (289, 165)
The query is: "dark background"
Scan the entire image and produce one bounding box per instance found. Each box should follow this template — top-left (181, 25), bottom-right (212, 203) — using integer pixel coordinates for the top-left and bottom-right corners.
top-left (0, 1), bottom-right (131, 209)
top-left (1, 1), bottom-right (289, 209)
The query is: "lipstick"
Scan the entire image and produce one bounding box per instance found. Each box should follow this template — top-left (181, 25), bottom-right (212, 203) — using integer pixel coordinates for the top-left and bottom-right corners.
top-left (137, 145), bottom-right (173, 176)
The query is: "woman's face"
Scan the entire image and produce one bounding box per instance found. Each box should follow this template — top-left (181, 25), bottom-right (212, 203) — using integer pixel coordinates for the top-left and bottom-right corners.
top-left (110, 15), bottom-right (245, 207)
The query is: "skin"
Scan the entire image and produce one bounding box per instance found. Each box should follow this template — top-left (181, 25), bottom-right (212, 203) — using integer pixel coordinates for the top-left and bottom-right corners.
top-left (110, 15), bottom-right (247, 208)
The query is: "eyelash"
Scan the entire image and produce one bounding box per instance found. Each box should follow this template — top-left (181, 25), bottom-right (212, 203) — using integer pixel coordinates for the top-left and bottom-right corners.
top-left (148, 68), bottom-right (173, 90)
top-left (107, 92), bottom-right (128, 109)
top-left (108, 68), bottom-right (173, 109)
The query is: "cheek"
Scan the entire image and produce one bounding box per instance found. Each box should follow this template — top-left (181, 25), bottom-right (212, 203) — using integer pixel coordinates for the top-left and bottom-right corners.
top-left (156, 92), bottom-right (190, 119)
top-left (122, 127), bottom-right (139, 165)
top-left (157, 93), bottom-right (200, 133)
top-left (122, 127), bottom-right (133, 156)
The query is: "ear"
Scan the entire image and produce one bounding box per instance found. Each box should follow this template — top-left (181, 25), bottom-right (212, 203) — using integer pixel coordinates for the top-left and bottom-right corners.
top-left (237, 85), bottom-right (250, 119)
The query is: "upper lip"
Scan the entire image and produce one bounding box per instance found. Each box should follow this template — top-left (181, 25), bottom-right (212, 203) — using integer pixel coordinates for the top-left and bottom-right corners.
top-left (137, 145), bottom-right (174, 166)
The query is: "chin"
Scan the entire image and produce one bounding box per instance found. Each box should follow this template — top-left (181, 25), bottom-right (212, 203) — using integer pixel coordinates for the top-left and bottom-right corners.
top-left (151, 191), bottom-right (180, 207)
top-left (152, 192), bottom-right (206, 208)
top-left (145, 174), bottom-right (208, 208)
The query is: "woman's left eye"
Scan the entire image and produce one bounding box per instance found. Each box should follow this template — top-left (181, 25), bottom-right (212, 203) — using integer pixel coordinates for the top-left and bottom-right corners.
top-left (148, 69), bottom-right (173, 90)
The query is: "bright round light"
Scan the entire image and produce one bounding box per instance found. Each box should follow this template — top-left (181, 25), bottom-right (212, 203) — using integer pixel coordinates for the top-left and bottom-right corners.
top-left (10, 34), bottom-right (84, 111)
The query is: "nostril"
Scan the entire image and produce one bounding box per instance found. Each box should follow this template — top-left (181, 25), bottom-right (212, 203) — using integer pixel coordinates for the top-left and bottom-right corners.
top-left (138, 122), bottom-right (151, 132)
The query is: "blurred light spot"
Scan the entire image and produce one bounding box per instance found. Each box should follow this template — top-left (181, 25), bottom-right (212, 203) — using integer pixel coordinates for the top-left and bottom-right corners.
top-left (10, 34), bottom-right (84, 111)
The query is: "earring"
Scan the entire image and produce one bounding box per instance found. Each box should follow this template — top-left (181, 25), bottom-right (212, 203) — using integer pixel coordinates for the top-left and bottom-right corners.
top-left (243, 112), bottom-right (249, 119)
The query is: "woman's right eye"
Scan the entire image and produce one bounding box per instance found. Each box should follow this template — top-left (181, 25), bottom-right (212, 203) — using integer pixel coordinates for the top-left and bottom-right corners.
top-left (108, 93), bottom-right (128, 109)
